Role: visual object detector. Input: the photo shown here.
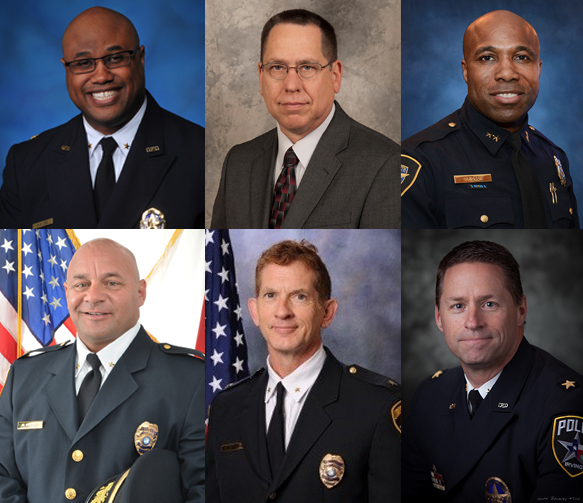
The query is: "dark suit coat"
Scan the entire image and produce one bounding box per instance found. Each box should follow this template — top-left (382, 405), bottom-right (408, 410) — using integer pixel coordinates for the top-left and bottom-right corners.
top-left (0, 92), bottom-right (204, 229)
top-left (402, 337), bottom-right (583, 502)
top-left (0, 327), bottom-right (205, 503)
top-left (210, 102), bottom-right (400, 229)
top-left (206, 349), bottom-right (401, 503)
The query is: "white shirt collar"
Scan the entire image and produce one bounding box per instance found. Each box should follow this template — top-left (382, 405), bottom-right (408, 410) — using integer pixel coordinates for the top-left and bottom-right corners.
top-left (275, 103), bottom-right (336, 187)
top-left (75, 321), bottom-right (141, 378)
top-left (84, 96), bottom-right (147, 161)
top-left (265, 345), bottom-right (326, 404)
top-left (464, 369), bottom-right (503, 400)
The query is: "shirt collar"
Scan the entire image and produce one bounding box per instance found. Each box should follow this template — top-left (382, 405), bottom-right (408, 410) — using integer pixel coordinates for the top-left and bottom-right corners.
top-left (464, 369), bottom-right (503, 400)
top-left (460, 97), bottom-right (530, 156)
top-left (276, 103), bottom-right (336, 168)
top-left (265, 344), bottom-right (327, 404)
top-left (84, 96), bottom-right (147, 160)
top-left (75, 321), bottom-right (141, 378)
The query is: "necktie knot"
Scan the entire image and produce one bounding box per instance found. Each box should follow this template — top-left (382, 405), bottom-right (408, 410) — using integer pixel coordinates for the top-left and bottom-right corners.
top-left (78, 353), bottom-right (103, 424)
top-left (284, 147), bottom-right (298, 168)
top-left (269, 148), bottom-right (298, 228)
top-left (507, 132), bottom-right (522, 152)
top-left (100, 136), bottom-right (118, 156)
top-left (468, 389), bottom-right (483, 418)
top-left (86, 353), bottom-right (101, 373)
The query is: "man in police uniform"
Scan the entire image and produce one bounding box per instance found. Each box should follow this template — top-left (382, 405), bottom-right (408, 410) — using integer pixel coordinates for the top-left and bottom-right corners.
top-left (401, 10), bottom-right (578, 229)
top-left (0, 7), bottom-right (204, 229)
top-left (206, 240), bottom-right (401, 502)
top-left (0, 238), bottom-right (204, 503)
top-left (402, 240), bottom-right (583, 501)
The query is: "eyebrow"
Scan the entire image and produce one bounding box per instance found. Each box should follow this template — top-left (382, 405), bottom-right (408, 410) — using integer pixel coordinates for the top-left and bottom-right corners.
top-left (71, 272), bottom-right (123, 280)
top-left (444, 294), bottom-right (497, 303)
top-left (474, 45), bottom-right (536, 58)
top-left (73, 46), bottom-right (125, 59)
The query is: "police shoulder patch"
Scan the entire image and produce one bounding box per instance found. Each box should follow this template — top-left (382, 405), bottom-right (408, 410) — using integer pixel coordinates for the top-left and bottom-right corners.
top-left (551, 415), bottom-right (583, 477)
top-left (391, 399), bottom-right (402, 436)
top-left (401, 154), bottom-right (422, 196)
top-left (158, 343), bottom-right (204, 360)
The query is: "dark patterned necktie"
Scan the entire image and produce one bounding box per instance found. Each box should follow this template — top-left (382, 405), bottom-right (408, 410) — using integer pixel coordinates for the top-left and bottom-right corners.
top-left (468, 389), bottom-right (483, 419)
top-left (267, 382), bottom-right (286, 477)
top-left (507, 132), bottom-right (547, 228)
top-left (94, 137), bottom-right (118, 221)
top-left (269, 147), bottom-right (298, 228)
top-left (77, 353), bottom-right (102, 424)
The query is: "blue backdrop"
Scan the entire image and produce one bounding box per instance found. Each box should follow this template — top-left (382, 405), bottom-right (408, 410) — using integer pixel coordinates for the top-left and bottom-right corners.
top-left (402, 0), bottom-right (583, 220)
top-left (0, 0), bottom-right (204, 186)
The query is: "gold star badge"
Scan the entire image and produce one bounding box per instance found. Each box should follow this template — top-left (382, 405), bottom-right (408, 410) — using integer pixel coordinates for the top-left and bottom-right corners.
top-left (88, 143), bottom-right (92, 149)
top-left (124, 143), bottom-right (130, 149)
top-left (432, 370), bottom-right (443, 379)
top-left (295, 387), bottom-right (300, 393)
top-left (486, 132), bottom-right (492, 139)
top-left (493, 135), bottom-right (500, 142)
top-left (109, 362), bottom-right (115, 368)
top-left (562, 380), bottom-right (576, 389)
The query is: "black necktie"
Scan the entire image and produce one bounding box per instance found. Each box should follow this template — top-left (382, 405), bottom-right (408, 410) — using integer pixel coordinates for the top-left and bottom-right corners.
top-left (94, 137), bottom-right (118, 221)
top-left (269, 147), bottom-right (298, 229)
top-left (267, 382), bottom-right (286, 477)
top-left (506, 132), bottom-right (547, 228)
top-left (468, 389), bottom-right (483, 419)
top-left (78, 353), bottom-right (102, 423)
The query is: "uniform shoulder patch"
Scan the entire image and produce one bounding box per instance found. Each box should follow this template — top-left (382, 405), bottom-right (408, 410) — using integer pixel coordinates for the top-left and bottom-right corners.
top-left (551, 415), bottom-right (583, 477)
top-left (223, 368), bottom-right (265, 391)
top-left (21, 340), bottom-right (73, 358)
top-left (391, 399), bottom-right (401, 437)
top-left (158, 343), bottom-right (204, 360)
top-left (401, 154), bottom-right (422, 196)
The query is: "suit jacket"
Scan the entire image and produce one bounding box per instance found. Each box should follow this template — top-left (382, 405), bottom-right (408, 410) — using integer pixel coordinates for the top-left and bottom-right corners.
top-left (402, 337), bottom-right (583, 502)
top-left (0, 327), bottom-right (205, 503)
top-left (210, 102), bottom-right (400, 228)
top-left (206, 349), bottom-right (401, 503)
top-left (0, 92), bottom-right (204, 229)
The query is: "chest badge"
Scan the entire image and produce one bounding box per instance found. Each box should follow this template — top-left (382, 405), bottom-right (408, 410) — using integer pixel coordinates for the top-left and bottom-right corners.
top-left (134, 421), bottom-right (159, 455)
top-left (554, 156), bottom-right (567, 186)
top-left (319, 454), bottom-right (345, 489)
top-left (485, 477), bottom-right (512, 502)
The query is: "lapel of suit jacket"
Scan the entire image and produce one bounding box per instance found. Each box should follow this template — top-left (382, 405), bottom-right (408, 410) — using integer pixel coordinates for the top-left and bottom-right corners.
top-left (282, 102), bottom-right (350, 228)
top-left (74, 328), bottom-right (151, 442)
top-left (44, 116), bottom-right (98, 226)
top-left (97, 92), bottom-right (176, 228)
top-left (235, 370), bottom-right (272, 484)
top-left (45, 345), bottom-right (79, 442)
top-left (249, 131), bottom-right (277, 228)
top-left (270, 349), bottom-right (340, 490)
top-left (442, 338), bottom-right (535, 497)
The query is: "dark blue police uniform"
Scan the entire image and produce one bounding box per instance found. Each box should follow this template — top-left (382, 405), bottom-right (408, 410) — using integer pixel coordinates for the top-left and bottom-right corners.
top-left (401, 98), bottom-right (579, 228)
top-left (402, 337), bottom-right (583, 502)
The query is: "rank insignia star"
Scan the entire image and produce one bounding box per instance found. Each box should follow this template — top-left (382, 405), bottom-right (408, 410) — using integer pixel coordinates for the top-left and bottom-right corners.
top-left (525, 131), bottom-right (529, 143)
top-left (562, 380), bottom-right (576, 390)
top-left (486, 132), bottom-right (492, 139)
top-left (124, 143), bottom-right (130, 149)
top-left (432, 370), bottom-right (443, 379)
top-left (493, 135), bottom-right (500, 142)
top-left (88, 143), bottom-right (92, 149)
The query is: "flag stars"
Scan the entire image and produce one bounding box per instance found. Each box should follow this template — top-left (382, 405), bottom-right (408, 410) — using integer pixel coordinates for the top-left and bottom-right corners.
top-left (217, 267), bottom-right (229, 284)
top-left (210, 349), bottom-right (224, 366)
top-left (22, 265), bottom-right (34, 279)
top-left (234, 305), bottom-right (242, 320)
top-left (41, 313), bottom-right (51, 326)
top-left (39, 270), bottom-right (45, 282)
top-left (49, 276), bottom-right (60, 289)
top-left (21, 242), bottom-right (33, 256)
top-left (213, 294), bottom-right (229, 312)
top-left (205, 230), bottom-right (215, 246)
top-left (205, 289), bottom-right (210, 302)
top-left (232, 357), bottom-right (245, 373)
top-left (23, 286), bottom-right (35, 300)
top-left (60, 259), bottom-right (68, 272)
top-left (55, 236), bottom-right (67, 250)
top-left (50, 297), bottom-right (62, 310)
top-left (234, 331), bottom-right (245, 346)
top-left (48, 255), bottom-right (57, 266)
top-left (209, 376), bottom-right (223, 392)
top-left (1, 238), bottom-right (14, 253)
top-left (205, 260), bottom-right (212, 273)
top-left (212, 322), bottom-right (227, 339)
top-left (220, 239), bottom-right (230, 256)
top-left (46, 234), bottom-right (53, 245)
top-left (3, 259), bottom-right (15, 274)
top-left (41, 292), bottom-right (48, 304)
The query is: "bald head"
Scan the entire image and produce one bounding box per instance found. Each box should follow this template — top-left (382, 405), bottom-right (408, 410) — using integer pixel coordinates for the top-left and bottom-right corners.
top-left (62, 7), bottom-right (139, 57)
top-left (66, 238), bottom-right (146, 352)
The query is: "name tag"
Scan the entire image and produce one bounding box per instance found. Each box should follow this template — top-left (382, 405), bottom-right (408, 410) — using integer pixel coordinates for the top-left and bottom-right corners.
top-left (220, 442), bottom-right (243, 452)
top-left (32, 218), bottom-right (53, 229)
top-left (453, 174), bottom-right (492, 184)
top-left (17, 421), bottom-right (44, 430)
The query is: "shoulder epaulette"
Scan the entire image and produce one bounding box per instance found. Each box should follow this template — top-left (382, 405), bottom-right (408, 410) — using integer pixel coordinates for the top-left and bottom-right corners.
top-left (224, 368), bottom-right (265, 391)
top-left (404, 111), bottom-right (461, 149)
top-left (20, 340), bottom-right (73, 358)
top-left (345, 364), bottom-right (400, 390)
top-left (29, 135), bottom-right (39, 140)
top-left (158, 343), bottom-right (204, 360)
top-left (527, 125), bottom-right (564, 151)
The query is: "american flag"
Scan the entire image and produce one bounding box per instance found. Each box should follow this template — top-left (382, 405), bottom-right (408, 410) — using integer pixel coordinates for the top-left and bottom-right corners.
top-left (0, 229), bottom-right (77, 391)
top-left (205, 229), bottom-right (249, 421)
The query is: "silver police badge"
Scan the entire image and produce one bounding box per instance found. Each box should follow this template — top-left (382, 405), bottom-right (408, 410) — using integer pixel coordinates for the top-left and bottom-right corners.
top-left (134, 421), bottom-right (159, 455)
top-left (485, 477), bottom-right (512, 502)
top-left (319, 453), bottom-right (345, 489)
top-left (554, 156), bottom-right (567, 186)
top-left (552, 415), bottom-right (583, 477)
top-left (140, 208), bottom-right (166, 229)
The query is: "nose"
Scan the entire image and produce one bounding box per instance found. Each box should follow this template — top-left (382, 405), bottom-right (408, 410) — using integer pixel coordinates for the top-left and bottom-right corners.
top-left (464, 304), bottom-right (484, 330)
top-left (282, 67), bottom-right (302, 91)
top-left (91, 59), bottom-right (114, 84)
top-left (275, 297), bottom-right (293, 318)
top-left (83, 283), bottom-right (106, 304)
top-left (495, 56), bottom-right (520, 81)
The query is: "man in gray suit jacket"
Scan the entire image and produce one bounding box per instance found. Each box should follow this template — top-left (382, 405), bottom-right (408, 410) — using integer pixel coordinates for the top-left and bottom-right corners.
top-left (0, 238), bottom-right (204, 503)
top-left (210, 9), bottom-right (400, 229)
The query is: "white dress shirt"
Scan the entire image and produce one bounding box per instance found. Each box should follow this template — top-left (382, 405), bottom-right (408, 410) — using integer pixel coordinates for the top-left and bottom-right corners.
top-left (75, 322), bottom-right (141, 394)
top-left (274, 103), bottom-right (336, 189)
top-left (464, 370), bottom-right (503, 401)
top-left (265, 345), bottom-right (327, 448)
top-left (83, 96), bottom-right (147, 187)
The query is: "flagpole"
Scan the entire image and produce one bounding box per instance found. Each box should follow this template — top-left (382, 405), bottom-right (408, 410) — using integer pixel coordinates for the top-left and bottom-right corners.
top-left (16, 229), bottom-right (22, 358)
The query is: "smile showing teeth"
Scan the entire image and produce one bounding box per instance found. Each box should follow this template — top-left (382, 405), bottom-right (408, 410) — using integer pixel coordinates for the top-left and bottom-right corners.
top-left (86, 312), bottom-right (106, 316)
top-left (91, 90), bottom-right (118, 101)
top-left (496, 93), bottom-right (518, 97)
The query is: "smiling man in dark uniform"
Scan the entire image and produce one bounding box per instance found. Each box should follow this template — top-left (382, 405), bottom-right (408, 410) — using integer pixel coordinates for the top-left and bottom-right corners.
top-left (0, 7), bottom-right (204, 229)
top-left (401, 10), bottom-right (578, 229)
top-left (206, 240), bottom-right (401, 502)
top-left (402, 240), bottom-right (583, 501)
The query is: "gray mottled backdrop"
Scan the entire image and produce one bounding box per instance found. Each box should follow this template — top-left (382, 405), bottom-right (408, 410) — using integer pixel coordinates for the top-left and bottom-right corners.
top-left (402, 230), bottom-right (583, 422)
top-left (205, 0), bottom-right (401, 227)
top-left (229, 229), bottom-right (401, 381)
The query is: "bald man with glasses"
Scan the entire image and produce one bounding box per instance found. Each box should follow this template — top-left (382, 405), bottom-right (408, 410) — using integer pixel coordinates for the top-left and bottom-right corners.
top-left (210, 9), bottom-right (400, 229)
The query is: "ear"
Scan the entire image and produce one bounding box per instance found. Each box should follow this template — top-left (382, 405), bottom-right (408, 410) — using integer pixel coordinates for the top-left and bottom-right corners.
top-left (137, 279), bottom-right (147, 307)
top-left (435, 302), bottom-right (444, 333)
top-left (517, 295), bottom-right (527, 326)
top-left (248, 297), bottom-right (260, 327)
top-left (321, 299), bottom-right (338, 328)
top-left (139, 45), bottom-right (145, 67)
top-left (61, 58), bottom-right (67, 69)
top-left (332, 60), bottom-right (343, 94)
top-left (258, 62), bottom-right (264, 96)
top-left (461, 59), bottom-right (468, 84)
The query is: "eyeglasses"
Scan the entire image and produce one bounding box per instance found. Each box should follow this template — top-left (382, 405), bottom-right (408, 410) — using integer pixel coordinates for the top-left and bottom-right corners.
top-left (260, 61), bottom-right (336, 80)
top-left (64, 48), bottom-right (139, 75)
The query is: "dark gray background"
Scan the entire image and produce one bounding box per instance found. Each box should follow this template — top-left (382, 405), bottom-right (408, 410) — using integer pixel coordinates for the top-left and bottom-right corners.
top-left (229, 229), bottom-right (401, 382)
top-left (402, 230), bottom-right (583, 422)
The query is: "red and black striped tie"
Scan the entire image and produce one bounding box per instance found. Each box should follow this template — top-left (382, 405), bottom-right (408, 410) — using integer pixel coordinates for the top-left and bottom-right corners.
top-left (269, 147), bottom-right (298, 228)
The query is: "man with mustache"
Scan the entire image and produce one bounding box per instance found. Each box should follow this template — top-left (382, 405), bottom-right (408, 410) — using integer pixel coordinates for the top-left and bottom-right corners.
top-left (401, 10), bottom-right (578, 229)
top-left (206, 240), bottom-right (401, 502)
top-left (0, 7), bottom-right (204, 229)
top-left (211, 9), bottom-right (400, 229)
top-left (402, 240), bottom-right (583, 501)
